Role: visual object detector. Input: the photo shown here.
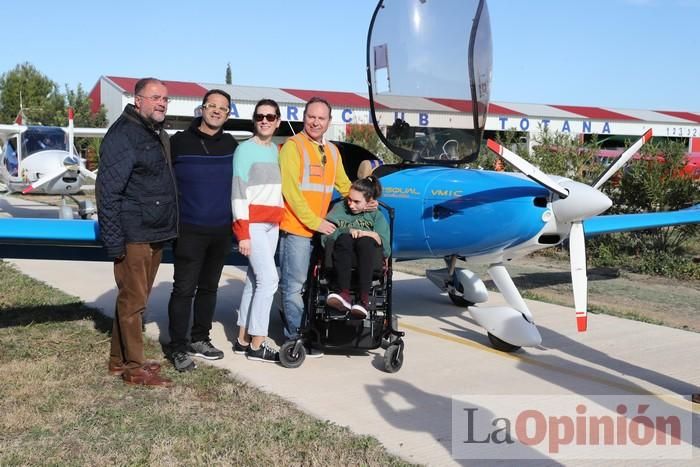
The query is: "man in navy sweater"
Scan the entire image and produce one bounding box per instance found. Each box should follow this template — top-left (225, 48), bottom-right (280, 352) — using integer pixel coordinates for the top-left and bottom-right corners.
top-left (167, 89), bottom-right (237, 372)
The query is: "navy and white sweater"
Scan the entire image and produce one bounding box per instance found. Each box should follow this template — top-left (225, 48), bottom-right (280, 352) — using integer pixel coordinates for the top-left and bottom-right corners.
top-left (171, 118), bottom-right (238, 235)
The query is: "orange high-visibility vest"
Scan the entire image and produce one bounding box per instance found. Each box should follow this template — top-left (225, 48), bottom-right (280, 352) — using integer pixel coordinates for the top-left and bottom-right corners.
top-left (280, 133), bottom-right (341, 237)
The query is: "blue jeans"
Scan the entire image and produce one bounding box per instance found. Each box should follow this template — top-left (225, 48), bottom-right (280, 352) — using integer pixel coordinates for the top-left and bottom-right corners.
top-left (237, 223), bottom-right (279, 337)
top-left (279, 232), bottom-right (313, 338)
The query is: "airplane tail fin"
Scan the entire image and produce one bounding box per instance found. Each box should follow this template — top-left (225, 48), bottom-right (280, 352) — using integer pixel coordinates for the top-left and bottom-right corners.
top-left (14, 109), bottom-right (26, 125)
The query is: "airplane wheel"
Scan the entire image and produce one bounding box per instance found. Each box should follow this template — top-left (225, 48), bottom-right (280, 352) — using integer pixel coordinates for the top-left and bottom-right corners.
top-left (383, 344), bottom-right (404, 373)
top-left (487, 333), bottom-right (521, 353)
top-left (448, 292), bottom-right (474, 308)
top-left (279, 340), bottom-right (306, 368)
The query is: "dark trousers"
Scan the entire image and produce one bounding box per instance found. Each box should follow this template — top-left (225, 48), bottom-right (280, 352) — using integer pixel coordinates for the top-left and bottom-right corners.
top-left (167, 230), bottom-right (231, 352)
top-left (110, 242), bottom-right (162, 371)
top-left (332, 234), bottom-right (382, 296)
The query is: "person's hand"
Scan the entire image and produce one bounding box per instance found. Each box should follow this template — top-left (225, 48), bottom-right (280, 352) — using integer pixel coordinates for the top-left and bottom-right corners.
top-left (365, 199), bottom-right (379, 212)
top-left (316, 220), bottom-right (337, 235)
top-left (114, 254), bottom-right (126, 264)
top-left (350, 229), bottom-right (381, 245)
top-left (238, 239), bottom-right (251, 257)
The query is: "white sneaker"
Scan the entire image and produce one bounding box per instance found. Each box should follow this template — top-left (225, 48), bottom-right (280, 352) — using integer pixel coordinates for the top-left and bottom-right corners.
top-left (326, 293), bottom-right (351, 312)
top-left (350, 303), bottom-right (368, 319)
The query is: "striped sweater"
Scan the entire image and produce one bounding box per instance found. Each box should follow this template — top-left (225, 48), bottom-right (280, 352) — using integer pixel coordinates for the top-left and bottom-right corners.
top-left (231, 139), bottom-right (284, 241)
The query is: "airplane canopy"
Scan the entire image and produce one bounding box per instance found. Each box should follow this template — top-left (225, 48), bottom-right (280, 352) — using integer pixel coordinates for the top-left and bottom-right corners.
top-left (367, 0), bottom-right (492, 165)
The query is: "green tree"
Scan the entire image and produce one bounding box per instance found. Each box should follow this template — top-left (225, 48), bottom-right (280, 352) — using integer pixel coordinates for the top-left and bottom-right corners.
top-left (0, 62), bottom-right (64, 125)
top-left (528, 126), bottom-right (599, 183)
top-left (225, 63), bottom-right (232, 85)
top-left (65, 83), bottom-right (107, 128)
top-left (344, 124), bottom-right (400, 164)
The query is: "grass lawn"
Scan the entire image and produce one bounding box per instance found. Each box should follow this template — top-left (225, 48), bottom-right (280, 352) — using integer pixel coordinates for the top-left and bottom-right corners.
top-left (0, 261), bottom-right (411, 466)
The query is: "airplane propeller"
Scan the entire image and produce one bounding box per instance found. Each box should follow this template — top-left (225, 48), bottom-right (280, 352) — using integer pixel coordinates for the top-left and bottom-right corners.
top-left (21, 164), bottom-right (72, 194)
top-left (486, 139), bottom-right (569, 198)
top-left (487, 130), bottom-right (653, 332)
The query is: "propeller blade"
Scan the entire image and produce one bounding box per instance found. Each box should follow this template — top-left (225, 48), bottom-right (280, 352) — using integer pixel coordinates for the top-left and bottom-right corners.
top-left (592, 129), bottom-right (653, 190)
top-left (79, 166), bottom-right (97, 181)
top-left (569, 221), bottom-right (588, 332)
top-left (68, 107), bottom-right (75, 157)
top-left (22, 167), bottom-right (68, 194)
top-left (486, 139), bottom-right (570, 198)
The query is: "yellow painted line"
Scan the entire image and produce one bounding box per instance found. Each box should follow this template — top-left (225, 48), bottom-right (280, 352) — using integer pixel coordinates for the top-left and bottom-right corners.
top-left (400, 320), bottom-right (696, 411)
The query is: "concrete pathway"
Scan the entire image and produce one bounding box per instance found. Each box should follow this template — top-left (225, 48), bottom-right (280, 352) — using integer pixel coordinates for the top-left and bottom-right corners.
top-left (2, 196), bottom-right (699, 465)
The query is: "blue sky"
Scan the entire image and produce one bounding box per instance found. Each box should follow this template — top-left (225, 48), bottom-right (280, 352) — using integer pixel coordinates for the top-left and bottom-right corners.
top-left (1, 0), bottom-right (698, 111)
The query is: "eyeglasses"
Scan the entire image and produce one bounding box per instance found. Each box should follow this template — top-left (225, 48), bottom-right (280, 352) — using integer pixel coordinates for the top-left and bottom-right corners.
top-left (318, 144), bottom-right (327, 165)
top-left (253, 113), bottom-right (278, 122)
top-left (202, 102), bottom-right (230, 113)
top-left (137, 94), bottom-right (170, 104)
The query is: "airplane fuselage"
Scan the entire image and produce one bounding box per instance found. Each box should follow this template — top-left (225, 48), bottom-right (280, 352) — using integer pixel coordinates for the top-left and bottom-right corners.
top-left (380, 166), bottom-right (551, 259)
top-left (1, 150), bottom-right (86, 194)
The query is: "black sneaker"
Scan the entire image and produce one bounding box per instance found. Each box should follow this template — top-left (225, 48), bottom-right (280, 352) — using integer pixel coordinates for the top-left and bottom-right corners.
top-left (188, 340), bottom-right (224, 360)
top-left (233, 339), bottom-right (250, 355)
top-left (246, 342), bottom-right (280, 363)
top-left (170, 350), bottom-right (196, 372)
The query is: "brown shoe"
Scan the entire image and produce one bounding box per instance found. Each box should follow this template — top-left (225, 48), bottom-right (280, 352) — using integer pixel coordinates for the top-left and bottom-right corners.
top-left (122, 368), bottom-right (173, 387)
top-left (692, 393), bottom-right (700, 404)
top-left (109, 360), bottom-right (161, 377)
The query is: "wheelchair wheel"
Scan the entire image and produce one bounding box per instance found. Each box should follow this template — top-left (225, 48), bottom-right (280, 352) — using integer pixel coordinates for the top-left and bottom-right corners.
top-left (279, 340), bottom-right (306, 368)
top-left (383, 343), bottom-right (404, 373)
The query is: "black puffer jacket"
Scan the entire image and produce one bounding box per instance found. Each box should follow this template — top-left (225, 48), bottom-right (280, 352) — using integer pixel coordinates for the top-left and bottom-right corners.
top-left (96, 104), bottom-right (178, 257)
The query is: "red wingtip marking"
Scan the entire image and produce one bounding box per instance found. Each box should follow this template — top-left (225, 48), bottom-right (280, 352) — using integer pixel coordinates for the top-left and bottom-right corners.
top-left (643, 128), bottom-right (653, 142)
top-left (486, 139), bottom-right (501, 154)
top-left (68, 107), bottom-right (74, 120)
top-left (22, 186), bottom-right (35, 194)
top-left (576, 315), bottom-right (588, 332)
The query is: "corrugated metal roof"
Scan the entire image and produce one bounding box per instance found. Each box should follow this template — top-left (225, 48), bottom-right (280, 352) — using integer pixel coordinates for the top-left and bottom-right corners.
top-left (106, 76), bottom-right (207, 97)
top-left (199, 84), bottom-right (304, 104)
top-left (96, 76), bottom-right (700, 126)
top-left (655, 111), bottom-right (700, 124)
top-left (366, 94), bottom-right (454, 111)
top-left (281, 89), bottom-right (386, 109)
top-left (495, 102), bottom-right (585, 119)
top-left (550, 105), bottom-right (642, 121)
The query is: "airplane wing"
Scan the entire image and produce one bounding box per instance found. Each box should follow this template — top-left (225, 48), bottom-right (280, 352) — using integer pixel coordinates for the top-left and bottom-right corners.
top-left (0, 123), bottom-right (22, 136)
top-left (0, 218), bottom-right (247, 265)
top-left (73, 127), bottom-right (108, 138)
top-left (583, 204), bottom-right (700, 237)
top-left (0, 124), bottom-right (107, 138)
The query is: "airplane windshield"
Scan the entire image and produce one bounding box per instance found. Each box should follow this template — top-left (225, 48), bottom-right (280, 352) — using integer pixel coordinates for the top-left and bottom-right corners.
top-left (367, 0), bottom-right (492, 164)
top-left (3, 138), bottom-right (19, 176)
top-left (22, 127), bottom-right (68, 157)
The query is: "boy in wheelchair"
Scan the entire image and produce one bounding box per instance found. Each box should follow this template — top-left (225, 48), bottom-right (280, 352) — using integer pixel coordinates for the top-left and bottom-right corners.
top-left (322, 176), bottom-right (391, 318)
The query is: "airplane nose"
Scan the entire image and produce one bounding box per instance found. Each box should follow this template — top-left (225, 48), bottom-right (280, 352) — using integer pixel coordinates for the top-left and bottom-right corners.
top-left (551, 180), bottom-right (612, 222)
top-left (63, 155), bottom-right (80, 170)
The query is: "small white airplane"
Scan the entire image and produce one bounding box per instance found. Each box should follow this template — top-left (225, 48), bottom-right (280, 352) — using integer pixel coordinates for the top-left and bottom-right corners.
top-left (0, 109), bottom-right (106, 218)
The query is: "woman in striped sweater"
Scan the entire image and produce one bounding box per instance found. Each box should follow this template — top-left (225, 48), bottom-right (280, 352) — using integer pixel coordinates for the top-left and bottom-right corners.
top-left (232, 99), bottom-right (284, 363)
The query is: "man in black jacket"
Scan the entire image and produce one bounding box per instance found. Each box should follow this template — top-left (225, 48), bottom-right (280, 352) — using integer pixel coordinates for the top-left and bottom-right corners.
top-left (166, 89), bottom-right (238, 372)
top-left (96, 77), bottom-right (177, 387)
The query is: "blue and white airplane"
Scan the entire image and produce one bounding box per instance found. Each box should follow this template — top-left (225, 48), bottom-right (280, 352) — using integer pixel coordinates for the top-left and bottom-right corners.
top-left (1, 0), bottom-right (698, 352)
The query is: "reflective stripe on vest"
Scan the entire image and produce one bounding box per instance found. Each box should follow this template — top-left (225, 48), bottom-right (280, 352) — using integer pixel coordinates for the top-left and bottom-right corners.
top-left (298, 139), bottom-right (339, 192)
top-left (281, 133), bottom-right (340, 237)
